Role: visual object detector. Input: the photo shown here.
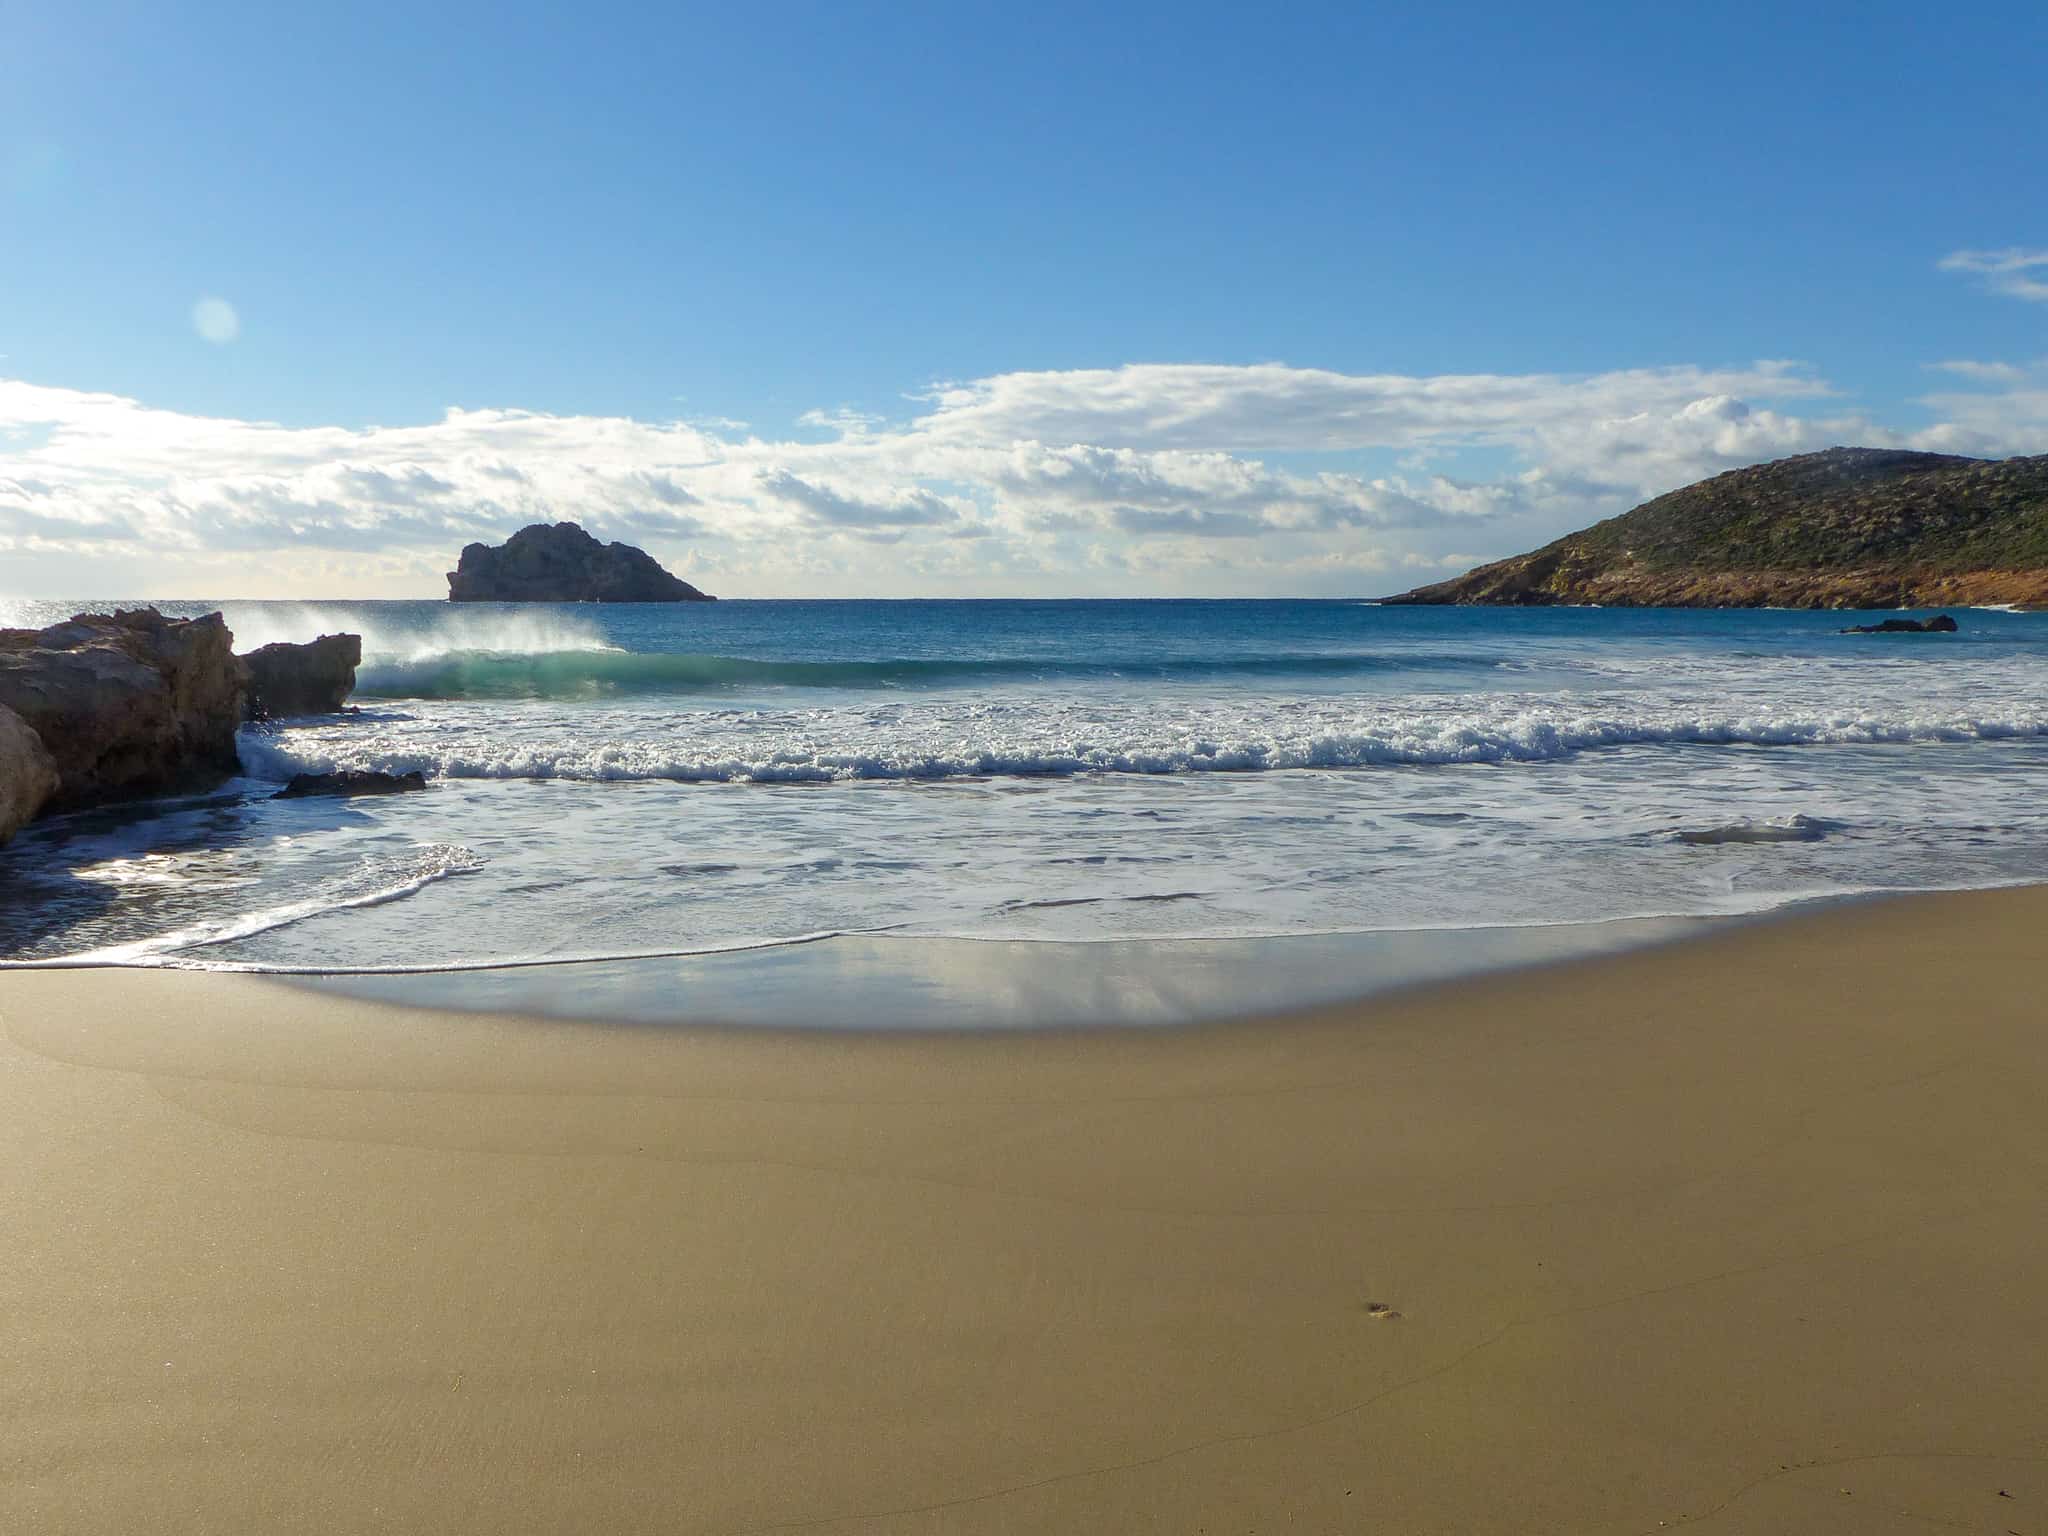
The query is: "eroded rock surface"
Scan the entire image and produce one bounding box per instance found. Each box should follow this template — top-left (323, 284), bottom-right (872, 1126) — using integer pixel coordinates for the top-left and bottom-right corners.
top-left (0, 608), bottom-right (245, 812)
top-left (0, 704), bottom-right (59, 845)
top-left (244, 633), bottom-right (363, 716)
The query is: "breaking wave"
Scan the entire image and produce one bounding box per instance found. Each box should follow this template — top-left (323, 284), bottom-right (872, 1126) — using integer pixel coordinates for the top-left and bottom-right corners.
top-left (222, 602), bottom-right (614, 657)
top-left (350, 648), bottom-right (1514, 700)
top-left (239, 708), bottom-right (2048, 785)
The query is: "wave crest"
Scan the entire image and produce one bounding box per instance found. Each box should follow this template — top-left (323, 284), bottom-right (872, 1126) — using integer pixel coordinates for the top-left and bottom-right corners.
top-left (239, 710), bottom-right (2048, 785)
top-left (349, 648), bottom-right (1513, 700)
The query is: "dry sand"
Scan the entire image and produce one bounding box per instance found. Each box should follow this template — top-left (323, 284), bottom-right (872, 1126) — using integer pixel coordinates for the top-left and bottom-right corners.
top-left (4, 889), bottom-right (2046, 1533)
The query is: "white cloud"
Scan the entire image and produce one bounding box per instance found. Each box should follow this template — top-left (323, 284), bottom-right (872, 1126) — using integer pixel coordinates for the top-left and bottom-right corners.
top-left (908, 360), bottom-right (1835, 452)
top-left (1, 358), bottom-right (2042, 598)
top-left (1939, 249), bottom-right (2048, 304)
top-left (1929, 359), bottom-right (2029, 385)
top-left (1913, 358), bottom-right (2048, 457)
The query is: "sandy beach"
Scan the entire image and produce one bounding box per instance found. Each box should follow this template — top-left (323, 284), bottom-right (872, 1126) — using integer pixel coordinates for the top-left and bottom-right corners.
top-left (5, 888), bottom-right (2046, 1534)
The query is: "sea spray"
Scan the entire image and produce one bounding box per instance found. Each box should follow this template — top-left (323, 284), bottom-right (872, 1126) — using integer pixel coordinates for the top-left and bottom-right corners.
top-left (219, 602), bottom-right (616, 663)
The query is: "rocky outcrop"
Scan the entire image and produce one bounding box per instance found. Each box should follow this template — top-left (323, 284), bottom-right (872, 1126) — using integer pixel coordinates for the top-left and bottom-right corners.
top-left (1843, 615), bottom-right (1959, 634)
top-left (448, 523), bottom-right (714, 602)
top-left (273, 769), bottom-right (426, 798)
top-left (0, 609), bottom-right (245, 813)
top-left (0, 704), bottom-right (59, 845)
top-left (1386, 448), bottom-right (2048, 608)
top-left (243, 633), bottom-right (362, 717)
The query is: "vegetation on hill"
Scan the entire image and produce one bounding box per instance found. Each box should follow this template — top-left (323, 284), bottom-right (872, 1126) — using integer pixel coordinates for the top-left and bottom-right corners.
top-left (1385, 448), bottom-right (2048, 608)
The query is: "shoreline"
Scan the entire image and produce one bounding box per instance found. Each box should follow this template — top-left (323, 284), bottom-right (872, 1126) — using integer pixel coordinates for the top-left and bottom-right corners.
top-left (17, 877), bottom-right (2048, 1030)
top-left (290, 908), bottom-right (1723, 1030)
top-left (7, 884), bottom-right (2047, 1531)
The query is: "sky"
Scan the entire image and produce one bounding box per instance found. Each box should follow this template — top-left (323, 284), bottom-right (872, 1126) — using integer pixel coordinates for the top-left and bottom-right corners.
top-left (2, 0), bottom-right (2045, 600)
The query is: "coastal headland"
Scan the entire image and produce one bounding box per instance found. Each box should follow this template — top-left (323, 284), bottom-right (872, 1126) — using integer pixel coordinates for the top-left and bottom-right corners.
top-left (1387, 447), bottom-right (2048, 608)
top-left (5, 886), bottom-right (2044, 1533)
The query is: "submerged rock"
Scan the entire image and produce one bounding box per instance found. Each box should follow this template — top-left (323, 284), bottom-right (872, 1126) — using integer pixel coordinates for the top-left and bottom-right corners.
top-left (273, 769), bottom-right (428, 798)
top-left (243, 633), bottom-right (363, 717)
top-left (447, 522), bottom-right (714, 603)
top-left (1841, 614), bottom-right (1958, 634)
top-left (0, 703), bottom-right (59, 845)
top-left (0, 608), bottom-right (244, 813)
top-left (1676, 815), bottom-right (1831, 846)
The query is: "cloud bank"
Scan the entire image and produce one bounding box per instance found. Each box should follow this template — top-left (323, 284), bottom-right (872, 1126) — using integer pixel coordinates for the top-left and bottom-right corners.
top-left (3, 357), bottom-right (2045, 598)
top-left (1940, 248), bottom-right (2048, 304)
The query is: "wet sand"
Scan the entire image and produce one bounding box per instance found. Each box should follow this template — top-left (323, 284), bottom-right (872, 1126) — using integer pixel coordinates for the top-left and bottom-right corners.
top-left (4, 888), bottom-right (2046, 1533)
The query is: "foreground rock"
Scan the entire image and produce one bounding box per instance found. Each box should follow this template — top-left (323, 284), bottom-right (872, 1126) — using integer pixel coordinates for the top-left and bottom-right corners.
top-left (0, 704), bottom-right (59, 845)
top-left (1842, 614), bottom-right (1959, 634)
top-left (273, 769), bottom-right (427, 798)
top-left (1385, 448), bottom-right (2048, 608)
top-left (243, 633), bottom-right (363, 716)
top-left (448, 522), bottom-right (714, 602)
top-left (0, 609), bottom-right (244, 812)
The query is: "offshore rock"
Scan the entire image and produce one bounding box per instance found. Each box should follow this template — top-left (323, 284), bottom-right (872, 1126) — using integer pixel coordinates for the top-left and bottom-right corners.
top-left (0, 608), bottom-right (245, 813)
top-left (1385, 448), bottom-right (2048, 609)
top-left (447, 522), bottom-right (714, 602)
top-left (0, 704), bottom-right (59, 845)
top-left (243, 633), bottom-right (363, 717)
top-left (274, 769), bottom-right (428, 798)
top-left (1842, 615), bottom-right (1958, 634)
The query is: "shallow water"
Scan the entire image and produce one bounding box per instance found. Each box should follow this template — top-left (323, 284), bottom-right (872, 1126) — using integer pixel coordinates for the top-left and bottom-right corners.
top-left (3, 597), bottom-right (2045, 1014)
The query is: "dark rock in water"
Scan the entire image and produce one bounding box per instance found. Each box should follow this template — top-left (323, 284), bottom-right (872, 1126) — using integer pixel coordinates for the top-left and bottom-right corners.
top-left (0, 703), bottom-right (59, 845)
top-left (274, 769), bottom-right (428, 798)
top-left (1676, 815), bottom-right (1831, 846)
top-left (447, 522), bottom-right (714, 603)
top-left (1841, 615), bottom-right (1958, 634)
top-left (0, 608), bottom-right (245, 813)
top-left (242, 633), bottom-right (363, 717)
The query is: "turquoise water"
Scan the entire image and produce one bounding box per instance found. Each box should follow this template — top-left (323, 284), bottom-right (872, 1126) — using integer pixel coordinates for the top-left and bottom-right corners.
top-left (3, 598), bottom-right (2046, 984)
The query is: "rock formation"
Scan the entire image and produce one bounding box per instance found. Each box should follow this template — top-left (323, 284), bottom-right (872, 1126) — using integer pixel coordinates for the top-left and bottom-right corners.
top-left (0, 609), bottom-right (245, 813)
top-left (1385, 448), bottom-right (2048, 608)
top-left (1842, 615), bottom-right (1959, 634)
top-left (0, 704), bottom-right (59, 845)
top-left (273, 769), bottom-right (427, 798)
top-left (243, 633), bottom-right (363, 717)
top-left (447, 523), bottom-right (713, 602)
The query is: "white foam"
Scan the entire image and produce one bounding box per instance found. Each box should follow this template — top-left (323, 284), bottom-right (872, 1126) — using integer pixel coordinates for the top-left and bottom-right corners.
top-left (40, 844), bottom-right (484, 965)
top-left (239, 702), bottom-right (2048, 784)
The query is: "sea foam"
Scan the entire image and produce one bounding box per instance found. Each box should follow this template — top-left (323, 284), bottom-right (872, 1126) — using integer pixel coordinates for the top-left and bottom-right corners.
top-left (32, 844), bottom-right (485, 966)
top-left (238, 703), bottom-right (2048, 784)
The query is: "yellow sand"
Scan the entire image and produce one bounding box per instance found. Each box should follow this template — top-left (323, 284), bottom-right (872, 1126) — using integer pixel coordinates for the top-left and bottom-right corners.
top-left (4, 889), bottom-right (2045, 1533)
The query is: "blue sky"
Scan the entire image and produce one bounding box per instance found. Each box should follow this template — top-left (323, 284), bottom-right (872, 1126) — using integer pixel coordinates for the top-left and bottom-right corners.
top-left (2, 0), bottom-right (2044, 598)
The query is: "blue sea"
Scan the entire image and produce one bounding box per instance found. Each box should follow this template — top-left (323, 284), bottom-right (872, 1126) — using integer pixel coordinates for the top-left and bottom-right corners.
top-left (4, 598), bottom-right (2047, 1014)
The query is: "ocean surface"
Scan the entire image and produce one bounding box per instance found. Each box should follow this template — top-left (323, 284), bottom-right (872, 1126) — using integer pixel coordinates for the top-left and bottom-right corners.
top-left (3, 597), bottom-right (2046, 1008)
